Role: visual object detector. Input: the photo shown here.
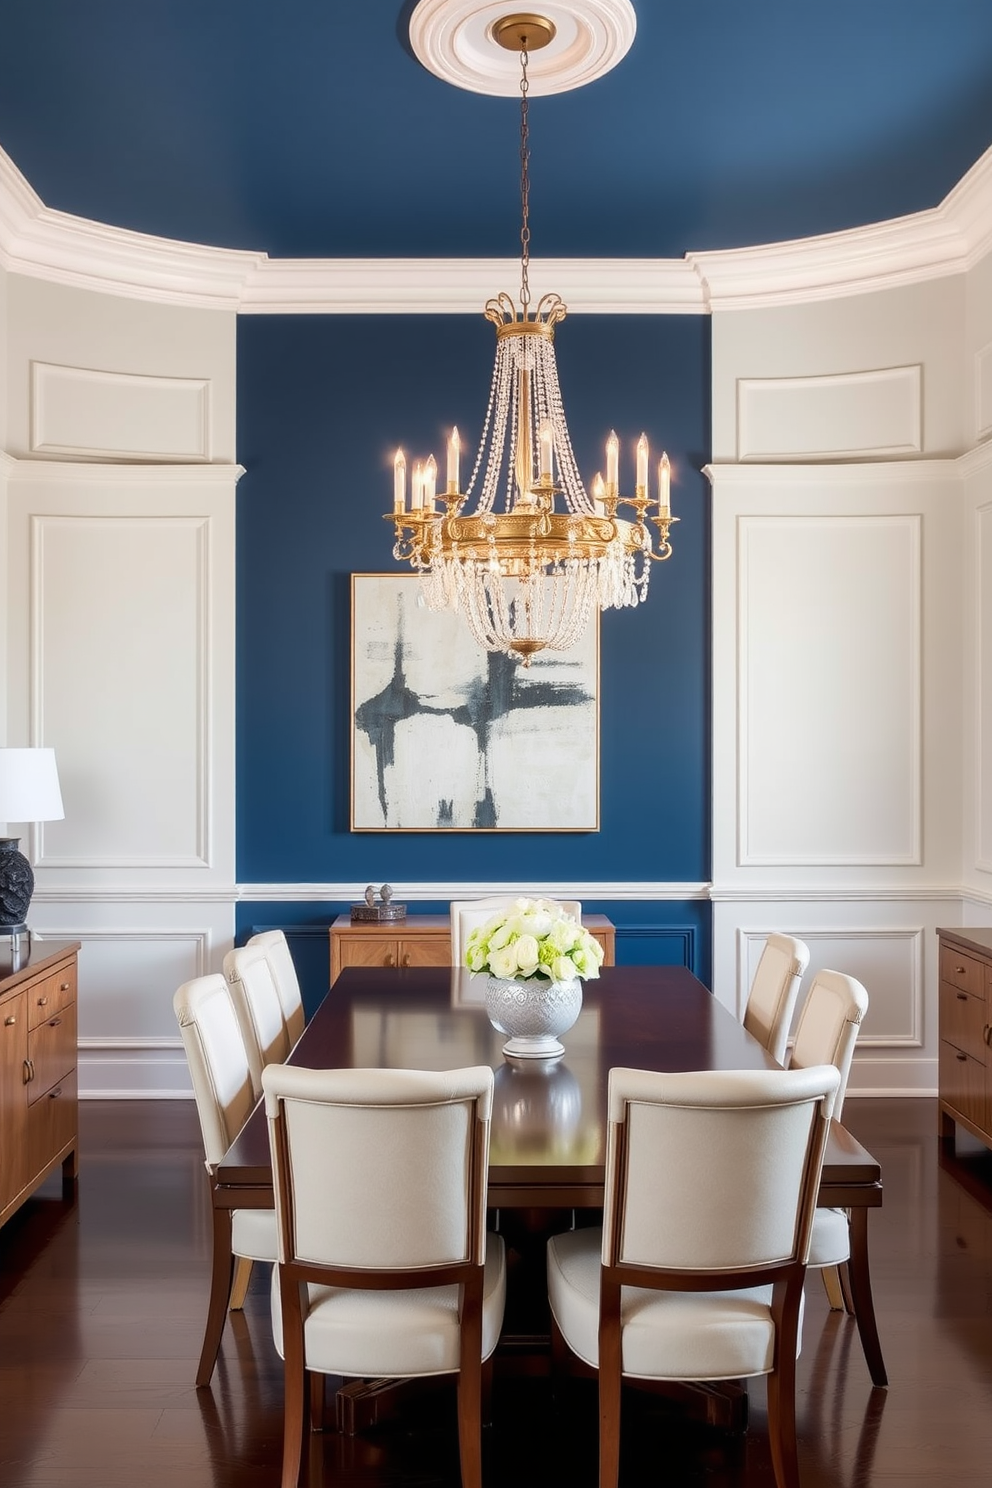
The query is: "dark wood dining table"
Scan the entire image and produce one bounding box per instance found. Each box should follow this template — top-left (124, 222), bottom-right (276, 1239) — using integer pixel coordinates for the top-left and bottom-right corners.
top-left (216, 962), bottom-right (882, 1216)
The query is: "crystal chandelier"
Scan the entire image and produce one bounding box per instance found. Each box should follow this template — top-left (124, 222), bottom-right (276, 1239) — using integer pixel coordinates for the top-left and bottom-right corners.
top-left (387, 12), bottom-right (677, 665)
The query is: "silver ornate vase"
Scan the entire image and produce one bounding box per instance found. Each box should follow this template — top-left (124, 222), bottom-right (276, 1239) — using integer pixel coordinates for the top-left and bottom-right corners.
top-left (484, 975), bottom-right (583, 1060)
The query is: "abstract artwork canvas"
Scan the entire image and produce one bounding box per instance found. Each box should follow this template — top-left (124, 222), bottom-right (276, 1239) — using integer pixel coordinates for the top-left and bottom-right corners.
top-left (351, 575), bottom-right (599, 831)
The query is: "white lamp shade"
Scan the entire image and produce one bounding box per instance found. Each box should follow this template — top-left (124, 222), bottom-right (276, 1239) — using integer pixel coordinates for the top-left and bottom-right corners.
top-left (0, 748), bottom-right (65, 823)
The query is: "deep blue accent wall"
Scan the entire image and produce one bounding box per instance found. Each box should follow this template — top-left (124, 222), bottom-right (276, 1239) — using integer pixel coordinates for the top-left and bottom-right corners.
top-left (236, 311), bottom-right (710, 890)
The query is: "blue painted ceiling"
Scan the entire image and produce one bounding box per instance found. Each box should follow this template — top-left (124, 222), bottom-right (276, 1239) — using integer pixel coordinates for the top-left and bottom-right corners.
top-left (1, 1), bottom-right (992, 259)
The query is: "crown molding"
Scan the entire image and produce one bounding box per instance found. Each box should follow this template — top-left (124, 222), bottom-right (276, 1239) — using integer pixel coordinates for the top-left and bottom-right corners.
top-left (2, 138), bottom-right (992, 313)
top-left (238, 255), bottom-right (706, 314)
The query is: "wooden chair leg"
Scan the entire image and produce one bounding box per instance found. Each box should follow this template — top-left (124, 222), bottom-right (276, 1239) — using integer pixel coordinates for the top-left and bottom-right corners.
top-left (456, 1367), bottom-right (483, 1488)
top-left (196, 1199), bottom-right (235, 1388)
top-left (820, 1264), bottom-right (846, 1311)
top-left (838, 1260), bottom-right (855, 1315)
top-left (598, 1282), bottom-right (622, 1488)
top-left (847, 1208), bottom-right (888, 1387)
top-left (229, 1256), bottom-right (253, 1311)
top-left (766, 1275), bottom-right (803, 1488)
top-left (280, 1274), bottom-right (308, 1488)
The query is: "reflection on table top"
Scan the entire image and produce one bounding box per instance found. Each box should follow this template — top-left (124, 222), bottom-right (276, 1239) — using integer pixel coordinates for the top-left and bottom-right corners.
top-left (217, 965), bottom-right (882, 1209)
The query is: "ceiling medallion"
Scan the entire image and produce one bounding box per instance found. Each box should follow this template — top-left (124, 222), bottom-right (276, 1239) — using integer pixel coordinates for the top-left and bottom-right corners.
top-left (389, 6), bottom-right (675, 664)
top-left (408, 0), bottom-right (636, 97)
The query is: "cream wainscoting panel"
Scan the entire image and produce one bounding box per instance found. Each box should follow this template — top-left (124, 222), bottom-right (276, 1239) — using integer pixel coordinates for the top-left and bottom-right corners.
top-left (5, 463), bottom-right (238, 881)
top-left (30, 361), bottom-right (211, 461)
top-left (738, 511), bottom-right (921, 866)
top-left (30, 511), bottom-right (210, 868)
top-left (25, 913), bottom-right (233, 1097)
top-left (711, 896), bottom-right (961, 1096)
top-left (738, 926), bottom-right (923, 1045)
top-left (738, 365), bottom-right (922, 461)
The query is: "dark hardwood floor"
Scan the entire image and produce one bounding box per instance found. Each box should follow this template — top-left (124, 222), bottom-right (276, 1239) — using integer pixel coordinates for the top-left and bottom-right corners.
top-left (1, 1097), bottom-right (991, 1487)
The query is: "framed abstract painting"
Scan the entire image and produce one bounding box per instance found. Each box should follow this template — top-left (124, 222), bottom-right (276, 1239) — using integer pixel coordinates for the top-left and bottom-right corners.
top-left (350, 574), bottom-right (599, 831)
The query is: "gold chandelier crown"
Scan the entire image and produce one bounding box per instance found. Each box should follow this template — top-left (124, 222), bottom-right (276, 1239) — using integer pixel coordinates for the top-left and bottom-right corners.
top-left (386, 14), bottom-right (677, 663)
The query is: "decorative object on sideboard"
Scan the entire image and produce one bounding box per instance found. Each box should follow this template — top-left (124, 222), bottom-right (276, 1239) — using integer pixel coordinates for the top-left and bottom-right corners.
top-left (465, 896), bottom-right (604, 1059)
top-left (387, 8), bottom-right (676, 665)
top-left (0, 748), bottom-right (65, 952)
top-left (350, 883), bottom-right (407, 923)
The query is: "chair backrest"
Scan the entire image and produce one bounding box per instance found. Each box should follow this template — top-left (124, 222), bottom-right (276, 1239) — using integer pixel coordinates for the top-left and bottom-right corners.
top-left (449, 895), bottom-right (582, 969)
top-left (174, 973), bottom-right (257, 1171)
top-left (262, 1064), bottom-right (494, 1272)
top-left (742, 933), bottom-right (811, 1064)
top-left (602, 1064), bottom-right (840, 1274)
top-left (223, 943), bottom-right (292, 1096)
top-left (247, 929), bottom-right (305, 1045)
top-left (789, 969), bottom-right (869, 1122)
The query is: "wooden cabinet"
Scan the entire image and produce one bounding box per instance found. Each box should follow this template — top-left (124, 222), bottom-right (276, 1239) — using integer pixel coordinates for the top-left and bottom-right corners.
top-left (937, 928), bottom-right (992, 1151)
top-left (0, 942), bottom-right (79, 1228)
top-left (330, 913), bottom-right (616, 985)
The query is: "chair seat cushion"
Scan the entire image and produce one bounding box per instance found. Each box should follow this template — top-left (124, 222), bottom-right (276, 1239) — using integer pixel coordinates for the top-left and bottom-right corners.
top-left (232, 1206), bottom-right (278, 1262)
top-left (807, 1206), bottom-right (850, 1267)
top-left (271, 1234), bottom-right (506, 1378)
top-left (548, 1227), bottom-right (799, 1382)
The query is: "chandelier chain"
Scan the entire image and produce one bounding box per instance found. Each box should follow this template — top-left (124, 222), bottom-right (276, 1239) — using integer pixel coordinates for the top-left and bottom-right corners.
top-left (519, 47), bottom-right (531, 314)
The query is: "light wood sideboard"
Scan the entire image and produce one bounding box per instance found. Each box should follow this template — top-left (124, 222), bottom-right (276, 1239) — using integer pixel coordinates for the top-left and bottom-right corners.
top-left (937, 927), bottom-right (992, 1153)
top-left (330, 913), bottom-right (615, 984)
top-left (0, 940), bottom-right (79, 1228)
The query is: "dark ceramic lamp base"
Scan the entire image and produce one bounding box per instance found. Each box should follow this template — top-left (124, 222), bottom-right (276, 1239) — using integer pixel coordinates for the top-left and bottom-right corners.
top-left (0, 838), bottom-right (35, 938)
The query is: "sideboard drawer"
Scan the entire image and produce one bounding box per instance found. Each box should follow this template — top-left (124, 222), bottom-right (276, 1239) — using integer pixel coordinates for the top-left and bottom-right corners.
top-left (939, 946), bottom-right (985, 999)
top-left (27, 1000), bottom-right (77, 1106)
top-left (939, 980), bottom-right (989, 1062)
top-left (27, 963), bottom-right (77, 1032)
top-left (939, 1038), bottom-right (987, 1132)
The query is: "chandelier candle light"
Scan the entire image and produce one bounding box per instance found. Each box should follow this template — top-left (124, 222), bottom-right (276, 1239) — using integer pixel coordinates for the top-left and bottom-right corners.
top-left (387, 11), bottom-right (677, 664)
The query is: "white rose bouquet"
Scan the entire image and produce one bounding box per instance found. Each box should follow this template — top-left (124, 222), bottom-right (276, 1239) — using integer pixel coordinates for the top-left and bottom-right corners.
top-left (465, 897), bottom-right (605, 984)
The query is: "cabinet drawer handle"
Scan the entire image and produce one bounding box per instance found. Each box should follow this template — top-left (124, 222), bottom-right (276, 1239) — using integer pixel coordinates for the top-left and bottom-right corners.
top-left (59, 982), bottom-right (70, 992)
top-left (956, 1051), bottom-right (968, 1062)
top-left (49, 1086), bottom-right (62, 1100)
top-left (384, 953), bottom-right (395, 967)
top-left (986, 1025), bottom-right (992, 1047)
top-left (4, 1015), bottom-right (15, 1026)
top-left (23, 1058), bottom-right (35, 1083)
top-left (402, 953), bottom-right (411, 967)
top-left (957, 992), bottom-right (968, 1001)
top-left (48, 1016), bottom-right (62, 1028)
top-left (37, 996), bottom-right (49, 1007)
top-left (956, 965), bottom-right (967, 974)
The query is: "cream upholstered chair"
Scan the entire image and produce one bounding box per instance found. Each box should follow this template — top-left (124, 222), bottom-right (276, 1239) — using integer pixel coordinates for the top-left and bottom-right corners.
top-left (223, 942), bottom-right (292, 1097)
top-left (173, 974), bottom-right (277, 1386)
top-left (263, 1063), bottom-right (506, 1488)
top-left (450, 895), bottom-right (582, 969)
top-left (789, 969), bottom-right (885, 1386)
top-left (246, 928), bottom-right (306, 1046)
top-left (547, 1063), bottom-right (841, 1488)
top-left (743, 933), bottom-right (811, 1064)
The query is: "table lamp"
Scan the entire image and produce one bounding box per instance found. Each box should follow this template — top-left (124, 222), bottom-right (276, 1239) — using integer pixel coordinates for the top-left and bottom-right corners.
top-left (0, 747), bottom-right (64, 941)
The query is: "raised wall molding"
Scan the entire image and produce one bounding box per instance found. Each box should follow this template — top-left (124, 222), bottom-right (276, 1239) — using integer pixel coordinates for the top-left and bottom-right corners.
top-left (30, 511), bottom-right (212, 869)
top-left (3, 137), bottom-right (992, 312)
top-left (738, 925), bottom-right (923, 1047)
top-left (738, 513), bottom-right (922, 867)
top-left (737, 365), bottom-right (922, 462)
top-left (30, 362), bottom-right (211, 462)
top-left (233, 880), bottom-right (712, 902)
